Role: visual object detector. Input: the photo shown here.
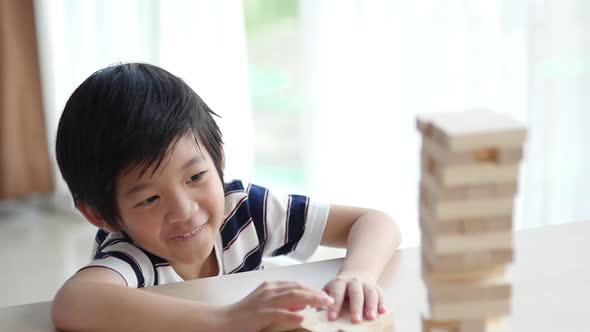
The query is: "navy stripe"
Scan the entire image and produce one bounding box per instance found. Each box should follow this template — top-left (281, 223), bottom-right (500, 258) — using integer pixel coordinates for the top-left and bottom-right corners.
top-left (248, 184), bottom-right (268, 249)
top-left (95, 251), bottom-right (146, 288)
top-left (237, 248), bottom-right (263, 273)
top-left (221, 199), bottom-right (253, 249)
top-left (224, 180), bottom-right (245, 195)
top-left (95, 239), bottom-right (126, 257)
top-left (273, 195), bottom-right (308, 256)
top-left (230, 245), bottom-right (261, 274)
top-left (95, 229), bottom-right (109, 246)
top-left (220, 196), bottom-right (247, 232)
top-left (141, 249), bottom-right (167, 286)
top-left (224, 218), bottom-right (253, 250)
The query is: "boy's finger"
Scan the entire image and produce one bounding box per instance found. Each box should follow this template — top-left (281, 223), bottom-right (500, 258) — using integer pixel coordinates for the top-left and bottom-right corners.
top-left (325, 281), bottom-right (346, 321)
top-left (363, 285), bottom-right (379, 320)
top-left (259, 280), bottom-right (304, 291)
top-left (377, 287), bottom-right (387, 314)
top-left (274, 289), bottom-right (333, 309)
top-left (261, 309), bottom-right (305, 330)
top-left (288, 303), bottom-right (307, 311)
top-left (347, 281), bottom-right (364, 323)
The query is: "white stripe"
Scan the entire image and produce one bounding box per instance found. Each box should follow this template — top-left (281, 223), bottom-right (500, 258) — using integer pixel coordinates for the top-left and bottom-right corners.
top-left (223, 191), bottom-right (248, 224)
top-left (288, 202), bottom-right (330, 262)
top-left (261, 188), bottom-right (289, 256)
top-left (102, 242), bottom-right (155, 287)
top-left (223, 221), bottom-right (259, 273)
top-left (155, 265), bottom-right (183, 284)
top-left (88, 256), bottom-right (139, 288)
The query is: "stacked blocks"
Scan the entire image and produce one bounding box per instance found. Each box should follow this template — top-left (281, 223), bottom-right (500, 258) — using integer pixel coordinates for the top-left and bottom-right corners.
top-left (416, 110), bottom-right (526, 332)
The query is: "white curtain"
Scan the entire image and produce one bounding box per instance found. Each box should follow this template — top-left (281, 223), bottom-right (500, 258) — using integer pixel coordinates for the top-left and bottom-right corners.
top-left (34, 0), bottom-right (254, 213)
top-left (300, 0), bottom-right (590, 246)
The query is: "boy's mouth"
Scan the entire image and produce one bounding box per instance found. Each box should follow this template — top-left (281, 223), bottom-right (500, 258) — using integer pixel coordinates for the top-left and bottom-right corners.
top-left (171, 221), bottom-right (208, 240)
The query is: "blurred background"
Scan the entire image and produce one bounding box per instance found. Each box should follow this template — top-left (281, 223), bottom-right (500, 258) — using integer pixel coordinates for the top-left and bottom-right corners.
top-left (2, 0), bottom-right (590, 307)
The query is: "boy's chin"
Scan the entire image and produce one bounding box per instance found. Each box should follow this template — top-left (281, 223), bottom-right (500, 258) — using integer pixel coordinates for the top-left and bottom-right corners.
top-left (175, 242), bottom-right (215, 265)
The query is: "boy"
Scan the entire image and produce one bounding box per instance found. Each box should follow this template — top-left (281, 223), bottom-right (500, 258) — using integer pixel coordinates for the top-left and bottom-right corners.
top-left (52, 63), bottom-right (401, 332)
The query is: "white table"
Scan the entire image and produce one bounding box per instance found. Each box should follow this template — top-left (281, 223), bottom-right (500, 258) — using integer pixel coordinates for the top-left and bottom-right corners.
top-left (1, 221), bottom-right (589, 331)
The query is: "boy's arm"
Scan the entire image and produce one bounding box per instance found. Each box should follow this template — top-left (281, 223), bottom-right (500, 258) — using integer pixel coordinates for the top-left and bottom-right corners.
top-left (52, 267), bottom-right (333, 332)
top-left (51, 267), bottom-right (225, 332)
top-left (320, 205), bottom-right (401, 323)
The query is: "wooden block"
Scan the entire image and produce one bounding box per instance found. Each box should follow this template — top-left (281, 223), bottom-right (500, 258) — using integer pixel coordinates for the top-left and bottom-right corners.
top-left (422, 228), bottom-right (513, 255)
top-left (422, 259), bottom-right (510, 283)
top-left (422, 317), bottom-right (508, 332)
top-left (459, 318), bottom-right (509, 332)
top-left (480, 320), bottom-right (511, 332)
top-left (421, 240), bottom-right (513, 274)
top-left (420, 212), bottom-right (513, 255)
top-left (420, 191), bottom-right (514, 222)
top-left (497, 149), bottom-right (523, 164)
top-left (465, 183), bottom-right (518, 200)
top-left (424, 268), bottom-right (512, 303)
top-left (419, 204), bottom-right (512, 235)
top-left (264, 308), bottom-right (395, 332)
top-left (416, 110), bottom-right (526, 152)
top-left (421, 137), bottom-right (523, 167)
top-left (459, 320), bottom-right (485, 332)
top-left (422, 316), bottom-right (460, 332)
top-left (420, 175), bottom-right (516, 222)
top-left (420, 171), bottom-right (518, 203)
top-left (429, 298), bottom-right (510, 321)
top-left (423, 218), bottom-right (512, 236)
top-left (422, 156), bottom-right (520, 188)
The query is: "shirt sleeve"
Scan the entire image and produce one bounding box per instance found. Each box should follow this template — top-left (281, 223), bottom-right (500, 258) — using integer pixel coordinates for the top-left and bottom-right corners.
top-left (247, 183), bottom-right (330, 262)
top-left (81, 234), bottom-right (156, 288)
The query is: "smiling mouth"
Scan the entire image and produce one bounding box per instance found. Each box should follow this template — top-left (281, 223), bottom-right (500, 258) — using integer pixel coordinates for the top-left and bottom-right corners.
top-left (173, 221), bottom-right (208, 240)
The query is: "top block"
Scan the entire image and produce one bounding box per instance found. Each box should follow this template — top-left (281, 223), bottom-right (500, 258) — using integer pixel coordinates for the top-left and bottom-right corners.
top-left (416, 110), bottom-right (526, 152)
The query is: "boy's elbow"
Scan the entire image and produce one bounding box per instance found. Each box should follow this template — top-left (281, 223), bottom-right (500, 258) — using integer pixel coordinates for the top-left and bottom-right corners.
top-left (374, 209), bottom-right (402, 248)
top-left (51, 283), bottom-right (82, 331)
top-left (51, 288), bottom-right (72, 331)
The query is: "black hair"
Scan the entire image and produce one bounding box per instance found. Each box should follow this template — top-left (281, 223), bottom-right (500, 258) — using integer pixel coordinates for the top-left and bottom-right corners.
top-left (56, 63), bottom-right (224, 229)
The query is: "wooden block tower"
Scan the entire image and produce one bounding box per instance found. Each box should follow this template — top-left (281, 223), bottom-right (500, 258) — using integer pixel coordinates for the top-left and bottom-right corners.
top-left (416, 110), bottom-right (526, 332)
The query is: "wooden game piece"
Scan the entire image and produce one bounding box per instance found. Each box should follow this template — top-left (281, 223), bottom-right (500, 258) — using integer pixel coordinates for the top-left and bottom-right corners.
top-left (264, 307), bottom-right (395, 332)
top-left (428, 298), bottom-right (510, 321)
top-left (465, 183), bottom-right (518, 200)
top-left (496, 149), bottom-right (523, 164)
top-left (419, 208), bottom-right (512, 236)
top-left (421, 137), bottom-right (523, 167)
top-left (420, 214), bottom-right (513, 255)
top-left (422, 316), bottom-right (460, 332)
top-left (420, 191), bottom-right (515, 222)
top-left (420, 171), bottom-right (518, 203)
top-left (421, 241), bottom-right (513, 274)
top-left (422, 156), bottom-right (520, 188)
top-left (422, 258), bottom-right (510, 283)
top-left (416, 110), bottom-right (526, 152)
top-left (422, 317), bottom-right (509, 332)
top-left (421, 228), bottom-right (513, 255)
top-left (458, 318), bottom-right (509, 332)
top-left (424, 268), bottom-right (512, 303)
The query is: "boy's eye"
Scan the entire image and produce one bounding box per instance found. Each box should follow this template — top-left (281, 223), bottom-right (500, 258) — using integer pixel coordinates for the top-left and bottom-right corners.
top-left (188, 171), bottom-right (206, 183)
top-left (138, 196), bottom-right (159, 207)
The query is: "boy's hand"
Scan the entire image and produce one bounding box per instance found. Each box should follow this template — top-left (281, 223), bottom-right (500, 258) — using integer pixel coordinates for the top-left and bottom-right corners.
top-left (224, 280), bottom-right (334, 332)
top-left (323, 273), bottom-right (387, 323)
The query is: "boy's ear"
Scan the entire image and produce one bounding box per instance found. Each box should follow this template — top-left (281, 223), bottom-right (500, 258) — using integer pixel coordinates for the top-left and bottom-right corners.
top-left (76, 202), bottom-right (116, 233)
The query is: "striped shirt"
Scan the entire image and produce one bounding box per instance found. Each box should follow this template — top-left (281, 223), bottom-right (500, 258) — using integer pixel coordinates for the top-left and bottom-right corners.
top-left (84, 180), bottom-right (330, 288)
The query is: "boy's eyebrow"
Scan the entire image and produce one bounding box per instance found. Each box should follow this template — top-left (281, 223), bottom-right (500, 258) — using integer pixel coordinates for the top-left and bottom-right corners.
top-left (125, 155), bottom-right (205, 196)
top-left (180, 155), bottom-right (205, 171)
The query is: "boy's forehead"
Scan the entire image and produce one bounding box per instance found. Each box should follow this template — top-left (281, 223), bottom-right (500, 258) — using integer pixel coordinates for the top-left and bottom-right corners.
top-left (121, 135), bottom-right (207, 181)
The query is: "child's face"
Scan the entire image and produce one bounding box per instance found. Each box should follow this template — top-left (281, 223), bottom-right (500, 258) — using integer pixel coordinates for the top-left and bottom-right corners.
top-left (114, 134), bottom-right (225, 267)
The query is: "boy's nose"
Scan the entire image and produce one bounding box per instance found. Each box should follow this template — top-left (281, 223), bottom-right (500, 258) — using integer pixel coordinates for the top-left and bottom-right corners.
top-left (166, 192), bottom-right (197, 223)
